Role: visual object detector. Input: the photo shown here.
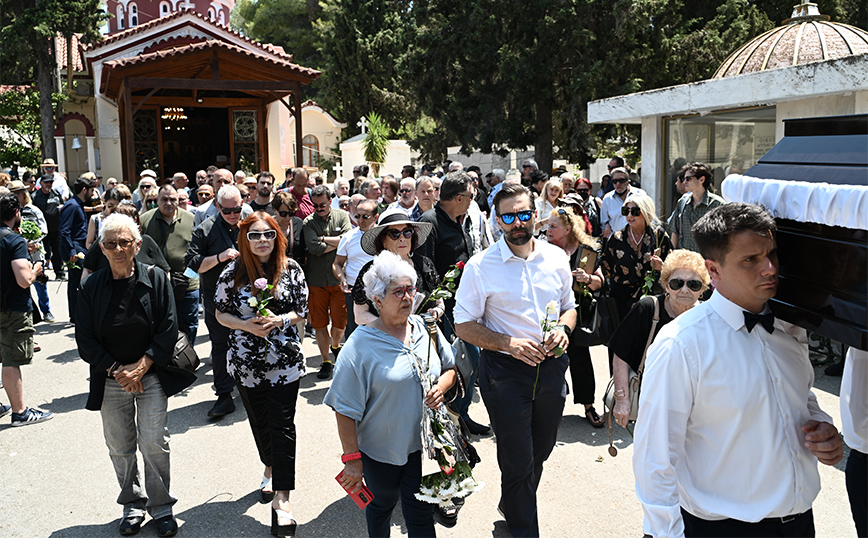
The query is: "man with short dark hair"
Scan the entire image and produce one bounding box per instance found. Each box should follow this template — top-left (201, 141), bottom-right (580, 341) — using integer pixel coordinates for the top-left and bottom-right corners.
top-left (359, 178), bottom-right (382, 201)
top-left (0, 193), bottom-right (53, 426)
top-left (59, 175), bottom-right (95, 323)
top-left (599, 166), bottom-right (645, 237)
top-left (671, 162), bottom-right (724, 251)
top-left (454, 183), bottom-right (575, 537)
top-left (401, 164), bottom-right (415, 179)
top-left (141, 185), bottom-right (200, 346)
top-left (31, 174), bottom-right (65, 280)
top-left (520, 158), bottom-right (538, 184)
top-left (249, 171), bottom-right (276, 214)
top-left (185, 185), bottom-right (246, 418)
top-left (528, 169), bottom-right (548, 198)
top-left (303, 185), bottom-right (351, 379)
top-left (635, 203), bottom-right (843, 538)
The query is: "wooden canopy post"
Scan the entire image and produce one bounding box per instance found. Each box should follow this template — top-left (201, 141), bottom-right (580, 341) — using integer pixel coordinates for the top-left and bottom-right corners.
top-left (122, 79), bottom-right (135, 184)
top-left (293, 87), bottom-right (303, 169)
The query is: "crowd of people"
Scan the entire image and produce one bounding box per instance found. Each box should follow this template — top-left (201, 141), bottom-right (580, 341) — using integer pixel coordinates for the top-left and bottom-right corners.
top-left (0, 155), bottom-right (864, 538)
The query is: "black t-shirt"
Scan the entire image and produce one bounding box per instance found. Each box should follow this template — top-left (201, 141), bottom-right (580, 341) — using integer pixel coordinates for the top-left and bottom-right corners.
top-left (0, 228), bottom-right (33, 312)
top-left (100, 274), bottom-right (151, 366)
top-left (608, 294), bottom-right (672, 372)
top-left (83, 235), bottom-right (171, 275)
top-left (249, 199), bottom-right (273, 213)
top-left (32, 188), bottom-right (63, 230)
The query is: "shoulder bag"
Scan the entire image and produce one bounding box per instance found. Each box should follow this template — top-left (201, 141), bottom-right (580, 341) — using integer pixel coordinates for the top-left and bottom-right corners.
top-left (147, 266), bottom-right (200, 373)
top-left (602, 295), bottom-right (659, 456)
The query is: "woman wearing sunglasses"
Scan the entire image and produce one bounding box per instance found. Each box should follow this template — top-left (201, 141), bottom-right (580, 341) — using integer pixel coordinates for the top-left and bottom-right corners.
top-left (352, 208), bottom-right (441, 326)
top-left (609, 249), bottom-right (709, 427)
top-left (214, 212), bottom-right (309, 536)
top-left (272, 191), bottom-right (305, 264)
top-left (600, 192), bottom-right (672, 322)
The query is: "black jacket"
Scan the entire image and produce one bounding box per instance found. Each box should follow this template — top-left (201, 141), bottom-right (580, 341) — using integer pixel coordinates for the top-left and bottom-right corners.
top-left (75, 261), bottom-right (195, 410)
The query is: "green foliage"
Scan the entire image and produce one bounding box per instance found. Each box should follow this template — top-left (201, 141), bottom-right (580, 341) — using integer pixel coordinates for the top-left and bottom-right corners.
top-left (0, 87), bottom-right (64, 168)
top-left (362, 112), bottom-right (390, 176)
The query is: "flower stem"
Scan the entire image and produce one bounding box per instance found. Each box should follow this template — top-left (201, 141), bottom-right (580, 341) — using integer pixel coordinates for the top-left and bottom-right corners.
top-left (532, 364), bottom-right (540, 400)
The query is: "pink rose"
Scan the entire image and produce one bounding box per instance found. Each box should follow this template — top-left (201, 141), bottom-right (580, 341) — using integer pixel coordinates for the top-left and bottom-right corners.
top-left (254, 278), bottom-right (269, 290)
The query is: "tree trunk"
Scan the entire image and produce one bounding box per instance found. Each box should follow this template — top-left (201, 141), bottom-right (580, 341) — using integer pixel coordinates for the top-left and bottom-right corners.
top-left (37, 43), bottom-right (56, 161)
top-left (535, 100), bottom-right (553, 174)
top-left (66, 34), bottom-right (74, 93)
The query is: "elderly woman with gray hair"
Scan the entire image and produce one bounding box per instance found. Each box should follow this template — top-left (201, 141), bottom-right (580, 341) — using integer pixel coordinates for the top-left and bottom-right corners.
top-left (76, 213), bottom-right (195, 537)
top-left (324, 251), bottom-right (457, 538)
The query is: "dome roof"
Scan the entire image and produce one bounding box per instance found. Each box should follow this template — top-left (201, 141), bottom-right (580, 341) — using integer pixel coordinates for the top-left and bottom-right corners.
top-left (713, 1), bottom-right (868, 78)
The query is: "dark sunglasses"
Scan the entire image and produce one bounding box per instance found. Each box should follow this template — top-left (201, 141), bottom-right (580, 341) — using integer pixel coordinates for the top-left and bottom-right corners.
top-left (399, 188), bottom-right (413, 194)
top-left (576, 189), bottom-right (590, 194)
top-left (499, 210), bottom-right (533, 225)
top-left (386, 227), bottom-right (414, 240)
top-left (669, 278), bottom-right (703, 292)
top-left (198, 192), bottom-right (213, 198)
top-left (312, 202), bottom-right (329, 209)
top-left (102, 238), bottom-right (135, 250)
top-left (621, 206), bottom-right (642, 217)
top-left (355, 213), bottom-right (374, 220)
top-left (247, 230), bottom-right (277, 241)
top-left (339, 202), bottom-right (351, 207)
top-left (612, 177), bottom-right (629, 184)
top-left (277, 210), bottom-right (292, 218)
top-left (220, 206), bottom-right (243, 215)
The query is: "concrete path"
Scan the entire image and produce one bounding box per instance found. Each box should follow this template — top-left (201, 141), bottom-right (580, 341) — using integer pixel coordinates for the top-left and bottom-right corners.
top-left (0, 281), bottom-right (855, 537)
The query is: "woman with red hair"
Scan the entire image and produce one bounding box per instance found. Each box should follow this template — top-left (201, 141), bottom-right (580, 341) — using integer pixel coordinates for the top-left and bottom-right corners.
top-left (215, 211), bottom-right (308, 536)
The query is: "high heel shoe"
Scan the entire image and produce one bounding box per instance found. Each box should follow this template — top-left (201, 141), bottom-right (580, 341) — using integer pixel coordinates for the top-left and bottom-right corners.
top-left (259, 475), bottom-right (275, 504)
top-left (271, 507), bottom-right (297, 537)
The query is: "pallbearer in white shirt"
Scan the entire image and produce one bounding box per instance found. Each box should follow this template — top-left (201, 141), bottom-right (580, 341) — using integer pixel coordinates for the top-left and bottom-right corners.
top-left (454, 183), bottom-right (576, 538)
top-left (634, 203), bottom-right (843, 538)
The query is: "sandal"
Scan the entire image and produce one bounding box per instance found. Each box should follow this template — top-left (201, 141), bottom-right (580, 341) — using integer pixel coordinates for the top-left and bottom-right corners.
top-left (585, 406), bottom-right (605, 429)
top-left (433, 502), bottom-right (459, 528)
top-left (271, 507), bottom-right (297, 536)
top-left (259, 475), bottom-right (275, 504)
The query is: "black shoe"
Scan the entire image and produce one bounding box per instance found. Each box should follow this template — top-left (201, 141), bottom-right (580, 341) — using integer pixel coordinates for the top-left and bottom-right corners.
top-left (824, 360), bottom-right (845, 376)
top-left (464, 418), bottom-right (491, 436)
top-left (119, 515), bottom-right (144, 535)
top-left (317, 361), bottom-right (333, 379)
top-left (207, 394), bottom-right (235, 417)
top-left (155, 515), bottom-right (178, 537)
top-left (433, 501), bottom-right (460, 528)
top-left (330, 345), bottom-right (341, 359)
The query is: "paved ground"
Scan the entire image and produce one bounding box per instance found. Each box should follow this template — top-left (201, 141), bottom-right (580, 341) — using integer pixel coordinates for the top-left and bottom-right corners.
top-left (0, 281), bottom-right (856, 537)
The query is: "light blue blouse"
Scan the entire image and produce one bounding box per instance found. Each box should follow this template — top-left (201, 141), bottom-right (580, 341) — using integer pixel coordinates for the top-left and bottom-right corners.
top-left (324, 315), bottom-right (455, 466)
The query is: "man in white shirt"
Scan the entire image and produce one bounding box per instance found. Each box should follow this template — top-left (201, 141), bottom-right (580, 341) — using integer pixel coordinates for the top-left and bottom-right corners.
top-left (389, 177), bottom-right (417, 217)
top-left (454, 183), bottom-right (576, 538)
top-left (599, 166), bottom-right (645, 237)
top-left (332, 199), bottom-right (377, 338)
top-left (634, 203), bottom-right (843, 538)
top-left (330, 179), bottom-right (350, 210)
top-left (841, 347), bottom-right (867, 538)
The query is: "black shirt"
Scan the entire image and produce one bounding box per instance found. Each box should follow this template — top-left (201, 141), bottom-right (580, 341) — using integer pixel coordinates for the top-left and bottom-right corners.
top-left (419, 204), bottom-right (474, 279)
top-left (185, 214), bottom-right (240, 312)
top-left (32, 188), bottom-right (63, 231)
top-left (100, 275), bottom-right (151, 366)
top-left (608, 294), bottom-right (673, 372)
top-left (0, 228), bottom-right (33, 312)
top-left (249, 199), bottom-right (274, 214)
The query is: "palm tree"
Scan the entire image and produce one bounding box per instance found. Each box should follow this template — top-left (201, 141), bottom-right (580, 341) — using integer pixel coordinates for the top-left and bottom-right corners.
top-left (362, 112), bottom-right (389, 176)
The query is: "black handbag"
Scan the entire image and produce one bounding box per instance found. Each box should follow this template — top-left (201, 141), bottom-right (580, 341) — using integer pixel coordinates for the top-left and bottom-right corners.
top-left (147, 266), bottom-right (199, 373)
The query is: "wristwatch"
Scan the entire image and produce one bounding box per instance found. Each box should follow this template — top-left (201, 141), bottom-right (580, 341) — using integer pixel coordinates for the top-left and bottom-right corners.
top-left (554, 324), bottom-right (572, 337)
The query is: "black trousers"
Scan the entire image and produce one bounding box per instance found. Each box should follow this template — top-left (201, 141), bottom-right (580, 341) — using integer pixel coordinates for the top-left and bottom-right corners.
top-left (682, 507), bottom-right (815, 537)
top-left (235, 380), bottom-right (300, 491)
top-left (203, 308), bottom-right (235, 396)
top-left (566, 342), bottom-right (595, 405)
top-left (67, 264), bottom-right (82, 323)
top-left (846, 449), bottom-right (867, 538)
top-left (361, 451), bottom-right (434, 538)
top-left (44, 232), bottom-right (63, 276)
top-left (479, 349), bottom-right (567, 538)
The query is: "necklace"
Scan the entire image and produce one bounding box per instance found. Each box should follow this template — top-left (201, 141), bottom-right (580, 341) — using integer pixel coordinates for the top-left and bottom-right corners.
top-left (628, 226), bottom-right (642, 246)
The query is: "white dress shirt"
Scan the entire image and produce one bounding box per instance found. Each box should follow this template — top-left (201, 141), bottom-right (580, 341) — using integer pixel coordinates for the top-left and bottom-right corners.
top-left (335, 227), bottom-right (374, 286)
top-left (388, 200), bottom-right (417, 218)
top-left (841, 347), bottom-right (868, 453)
top-left (599, 186), bottom-right (645, 232)
top-left (453, 238), bottom-right (576, 342)
top-left (634, 291), bottom-right (833, 538)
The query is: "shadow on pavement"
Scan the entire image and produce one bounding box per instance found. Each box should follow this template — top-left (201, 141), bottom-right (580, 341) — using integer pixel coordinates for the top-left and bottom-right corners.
top-left (302, 495), bottom-right (395, 536)
top-left (41, 391), bottom-right (88, 415)
top-left (169, 396), bottom-right (249, 434)
top-left (171, 491), bottom-right (263, 536)
top-left (49, 519), bottom-right (118, 537)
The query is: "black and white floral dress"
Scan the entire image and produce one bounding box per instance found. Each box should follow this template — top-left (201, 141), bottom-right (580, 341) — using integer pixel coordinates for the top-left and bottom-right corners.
top-left (214, 260), bottom-right (308, 388)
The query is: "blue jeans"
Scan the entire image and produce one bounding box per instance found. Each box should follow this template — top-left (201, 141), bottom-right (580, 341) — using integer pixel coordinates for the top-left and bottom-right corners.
top-left (100, 375), bottom-right (176, 519)
top-left (175, 288), bottom-right (199, 346)
top-left (361, 451), bottom-right (434, 538)
top-left (34, 281), bottom-right (50, 315)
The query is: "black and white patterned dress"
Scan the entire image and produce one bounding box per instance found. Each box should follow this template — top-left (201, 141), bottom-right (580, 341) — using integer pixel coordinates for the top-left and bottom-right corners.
top-left (214, 260), bottom-right (308, 388)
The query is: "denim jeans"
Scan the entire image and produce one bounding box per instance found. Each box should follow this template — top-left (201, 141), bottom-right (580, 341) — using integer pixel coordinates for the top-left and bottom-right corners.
top-left (100, 375), bottom-right (177, 519)
top-left (175, 288), bottom-right (199, 346)
top-left (34, 281), bottom-right (50, 315)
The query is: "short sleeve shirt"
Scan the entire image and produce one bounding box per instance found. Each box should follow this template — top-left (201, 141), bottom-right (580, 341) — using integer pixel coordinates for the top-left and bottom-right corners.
top-left (608, 294), bottom-right (673, 371)
top-left (0, 228), bottom-right (33, 312)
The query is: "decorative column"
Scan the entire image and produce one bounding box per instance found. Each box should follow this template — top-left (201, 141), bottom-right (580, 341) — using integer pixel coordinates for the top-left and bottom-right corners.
top-left (86, 136), bottom-right (97, 172)
top-left (54, 136), bottom-right (66, 174)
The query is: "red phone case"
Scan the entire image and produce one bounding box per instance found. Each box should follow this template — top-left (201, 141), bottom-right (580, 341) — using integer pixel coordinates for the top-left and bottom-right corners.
top-left (336, 471), bottom-right (375, 509)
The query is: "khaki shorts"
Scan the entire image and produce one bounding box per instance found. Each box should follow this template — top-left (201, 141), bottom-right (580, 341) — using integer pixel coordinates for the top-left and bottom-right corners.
top-left (0, 310), bottom-right (35, 367)
top-left (308, 284), bottom-right (347, 330)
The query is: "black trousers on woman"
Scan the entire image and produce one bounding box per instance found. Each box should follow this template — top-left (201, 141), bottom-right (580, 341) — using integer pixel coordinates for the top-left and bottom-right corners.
top-left (567, 341), bottom-right (595, 405)
top-left (235, 379), bottom-right (300, 491)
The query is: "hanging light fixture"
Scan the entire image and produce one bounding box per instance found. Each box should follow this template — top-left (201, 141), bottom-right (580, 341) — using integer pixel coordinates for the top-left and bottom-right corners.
top-left (161, 107), bottom-right (187, 122)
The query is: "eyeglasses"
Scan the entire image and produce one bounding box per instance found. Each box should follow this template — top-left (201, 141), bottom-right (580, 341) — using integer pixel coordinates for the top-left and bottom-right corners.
top-left (312, 202), bottom-right (329, 209)
top-left (389, 286), bottom-right (417, 300)
top-left (607, 165), bottom-right (614, 170)
top-left (576, 189), bottom-right (590, 195)
top-left (220, 206), bottom-right (243, 215)
top-left (140, 185), bottom-right (152, 190)
top-left (668, 278), bottom-right (703, 292)
top-left (277, 210), bottom-right (292, 218)
top-left (198, 192), bottom-right (213, 198)
top-left (498, 210), bottom-right (533, 225)
top-left (612, 177), bottom-right (629, 184)
top-left (621, 206), bottom-right (642, 217)
top-left (355, 213), bottom-right (374, 220)
top-left (339, 202), bottom-right (351, 208)
top-left (683, 175), bottom-right (695, 182)
top-left (159, 197), bottom-right (178, 204)
top-left (386, 227), bottom-right (414, 240)
top-left (247, 230), bottom-right (277, 241)
top-left (676, 177), bottom-right (686, 183)
top-left (556, 208), bottom-right (571, 216)
top-left (102, 238), bottom-right (135, 250)
top-left (399, 189), bottom-right (413, 194)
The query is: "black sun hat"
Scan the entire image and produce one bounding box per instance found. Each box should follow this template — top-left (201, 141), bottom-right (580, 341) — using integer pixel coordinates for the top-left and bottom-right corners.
top-left (360, 207), bottom-right (433, 256)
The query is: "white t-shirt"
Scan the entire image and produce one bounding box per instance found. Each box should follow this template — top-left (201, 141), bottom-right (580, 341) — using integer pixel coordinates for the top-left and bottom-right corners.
top-left (335, 227), bottom-right (374, 285)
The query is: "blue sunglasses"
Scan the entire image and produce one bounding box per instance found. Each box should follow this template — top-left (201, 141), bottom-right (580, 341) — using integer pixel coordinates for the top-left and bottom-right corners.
top-left (498, 210), bottom-right (533, 225)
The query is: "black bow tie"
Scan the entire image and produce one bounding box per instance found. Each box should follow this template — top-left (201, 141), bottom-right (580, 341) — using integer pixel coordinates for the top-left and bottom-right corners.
top-left (744, 311), bottom-right (775, 334)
